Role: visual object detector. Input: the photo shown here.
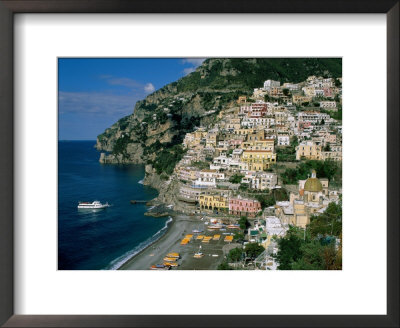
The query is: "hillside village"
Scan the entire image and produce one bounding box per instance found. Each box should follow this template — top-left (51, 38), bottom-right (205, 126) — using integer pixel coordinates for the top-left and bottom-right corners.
top-left (97, 63), bottom-right (343, 270)
top-left (165, 75), bottom-right (343, 269)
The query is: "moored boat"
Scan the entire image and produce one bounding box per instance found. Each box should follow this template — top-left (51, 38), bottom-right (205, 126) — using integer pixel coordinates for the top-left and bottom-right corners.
top-left (77, 200), bottom-right (110, 210)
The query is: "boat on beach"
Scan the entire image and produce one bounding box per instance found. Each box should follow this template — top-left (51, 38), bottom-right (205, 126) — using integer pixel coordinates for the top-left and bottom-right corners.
top-left (193, 252), bottom-right (204, 258)
top-left (150, 264), bottom-right (170, 270)
top-left (166, 252), bottom-right (180, 259)
top-left (77, 200), bottom-right (110, 210)
top-left (163, 257), bottom-right (178, 262)
top-left (207, 224), bottom-right (223, 230)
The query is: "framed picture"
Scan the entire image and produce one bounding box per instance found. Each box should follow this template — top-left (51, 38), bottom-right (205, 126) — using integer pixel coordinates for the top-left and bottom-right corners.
top-left (0, 1), bottom-right (398, 327)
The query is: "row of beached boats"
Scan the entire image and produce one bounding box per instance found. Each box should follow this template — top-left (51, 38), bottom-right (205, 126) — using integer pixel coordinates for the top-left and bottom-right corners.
top-left (150, 252), bottom-right (180, 270)
top-left (207, 223), bottom-right (240, 231)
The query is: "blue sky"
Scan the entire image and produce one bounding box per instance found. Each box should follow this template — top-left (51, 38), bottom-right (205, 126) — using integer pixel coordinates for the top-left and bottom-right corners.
top-left (58, 58), bottom-right (205, 140)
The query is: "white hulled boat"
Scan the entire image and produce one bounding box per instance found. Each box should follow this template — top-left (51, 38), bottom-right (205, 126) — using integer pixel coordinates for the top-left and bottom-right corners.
top-left (77, 200), bottom-right (110, 210)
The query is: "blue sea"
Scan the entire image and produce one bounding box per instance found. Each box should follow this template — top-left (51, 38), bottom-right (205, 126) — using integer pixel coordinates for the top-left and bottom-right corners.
top-left (58, 140), bottom-right (170, 270)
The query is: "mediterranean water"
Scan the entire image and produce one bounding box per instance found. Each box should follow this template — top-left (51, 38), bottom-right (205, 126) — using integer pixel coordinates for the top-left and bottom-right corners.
top-left (58, 140), bottom-right (170, 270)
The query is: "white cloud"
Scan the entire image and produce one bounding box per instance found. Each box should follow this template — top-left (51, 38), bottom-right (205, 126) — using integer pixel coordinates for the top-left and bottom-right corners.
top-left (182, 58), bottom-right (206, 66)
top-left (144, 83), bottom-right (155, 93)
top-left (59, 91), bottom-right (141, 116)
top-left (107, 77), bottom-right (142, 89)
top-left (100, 75), bottom-right (154, 93)
top-left (181, 58), bottom-right (206, 75)
top-left (183, 67), bottom-right (196, 75)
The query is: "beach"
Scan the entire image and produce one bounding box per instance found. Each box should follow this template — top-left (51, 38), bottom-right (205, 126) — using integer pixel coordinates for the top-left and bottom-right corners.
top-left (119, 214), bottom-right (239, 270)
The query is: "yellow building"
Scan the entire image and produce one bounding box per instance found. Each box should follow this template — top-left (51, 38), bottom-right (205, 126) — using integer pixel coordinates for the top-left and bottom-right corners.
top-left (234, 128), bottom-right (254, 136)
top-left (292, 201), bottom-right (309, 228)
top-left (205, 131), bottom-right (218, 147)
top-left (199, 194), bottom-right (229, 211)
top-left (246, 130), bottom-right (265, 141)
top-left (296, 141), bottom-right (322, 160)
top-left (292, 94), bottom-right (313, 105)
top-left (242, 150), bottom-right (276, 170)
top-left (237, 96), bottom-right (247, 104)
top-left (243, 138), bottom-right (275, 152)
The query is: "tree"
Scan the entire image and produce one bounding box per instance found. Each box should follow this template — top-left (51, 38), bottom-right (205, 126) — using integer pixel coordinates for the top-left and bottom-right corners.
top-left (290, 241), bottom-right (325, 270)
top-left (244, 243), bottom-right (265, 259)
top-left (255, 194), bottom-right (275, 209)
top-left (282, 88), bottom-right (290, 96)
top-left (238, 216), bottom-right (250, 230)
top-left (228, 248), bottom-right (243, 262)
top-left (308, 202), bottom-right (342, 238)
top-left (233, 232), bottom-right (245, 242)
top-left (274, 226), bottom-right (305, 269)
top-left (217, 261), bottom-right (233, 270)
top-left (229, 173), bottom-right (244, 184)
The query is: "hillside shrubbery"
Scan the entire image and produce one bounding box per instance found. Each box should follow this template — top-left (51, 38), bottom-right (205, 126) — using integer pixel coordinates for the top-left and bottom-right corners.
top-left (280, 160), bottom-right (341, 185)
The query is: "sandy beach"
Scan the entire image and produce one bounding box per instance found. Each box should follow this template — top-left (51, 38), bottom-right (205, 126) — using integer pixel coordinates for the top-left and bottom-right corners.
top-left (119, 214), bottom-right (239, 270)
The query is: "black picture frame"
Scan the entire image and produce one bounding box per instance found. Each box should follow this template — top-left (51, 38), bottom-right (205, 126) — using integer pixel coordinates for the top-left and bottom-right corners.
top-left (0, 1), bottom-right (398, 327)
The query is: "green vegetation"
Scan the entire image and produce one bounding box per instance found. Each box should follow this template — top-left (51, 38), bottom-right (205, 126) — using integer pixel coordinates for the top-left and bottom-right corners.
top-left (238, 216), bottom-right (250, 230)
top-left (118, 116), bottom-right (130, 131)
top-left (112, 135), bottom-right (132, 158)
top-left (229, 173), bottom-right (244, 184)
top-left (244, 243), bottom-right (265, 260)
top-left (308, 202), bottom-right (342, 238)
top-left (233, 232), bottom-right (245, 242)
top-left (274, 203), bottom-right (342, 270)
top-left (276, 146), bottom-right (296, 162)
top-left (239, 183), bottom-right (249, 191)
top-left (255, 194), bottom-right (275, 209)
top-left (151, 144), bottom-right (186, 175)
top-left (255, 188), bottom-right (289, 209)
top-left (176, 58), bottom-right (341, 93)
top-left (324, 143), bottom-right (331, 151)
top-left (217, 261), bottom-right (233, 270)
top-left (280, 160), bottom-right (341, 185)
top-left (192, 161), bottom-right (210, 170)
top-left (321, 107), bottom-right (342, 121)
top-left (227, 248), bottom-right (243, 262)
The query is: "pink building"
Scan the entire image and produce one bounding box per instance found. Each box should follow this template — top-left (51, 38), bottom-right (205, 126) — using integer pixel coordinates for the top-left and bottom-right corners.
top-left (229, 139), bottom-right (243, 147)
top-left (229, 197), bottom-right (262, 217)
top-left (323, 87), bottom-right (333, 98)
top-left (249, 103), bottom-right (267, 118)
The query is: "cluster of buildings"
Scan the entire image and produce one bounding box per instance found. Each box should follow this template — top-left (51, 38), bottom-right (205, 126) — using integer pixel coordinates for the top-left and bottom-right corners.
top-left (172, 75), bottom-right (342, 226)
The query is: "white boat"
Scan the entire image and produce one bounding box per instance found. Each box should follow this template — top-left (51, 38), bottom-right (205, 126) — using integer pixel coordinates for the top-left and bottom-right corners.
top-left (77, 200), bottom-right (110, 210)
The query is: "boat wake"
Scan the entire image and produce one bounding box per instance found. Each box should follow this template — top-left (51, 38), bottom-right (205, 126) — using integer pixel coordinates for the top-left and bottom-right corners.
top-left (105, 216), bottom-right (173, 270)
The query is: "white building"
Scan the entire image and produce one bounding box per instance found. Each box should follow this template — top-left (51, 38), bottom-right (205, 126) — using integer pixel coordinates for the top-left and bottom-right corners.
top-left (263, 80), bottom-right (280, 90)
top-left (277, 135), bottom-right (290, 146)
top-left (319, 101), bottom-right (337, 110)
top-left (241, 171), bottom-right (278, 190)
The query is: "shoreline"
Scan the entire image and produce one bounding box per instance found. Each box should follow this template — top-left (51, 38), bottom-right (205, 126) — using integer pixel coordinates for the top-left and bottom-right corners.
top-left (118, 214), bottom-right (176, 270)
top-left (119, 213), bottom-right (230, 270)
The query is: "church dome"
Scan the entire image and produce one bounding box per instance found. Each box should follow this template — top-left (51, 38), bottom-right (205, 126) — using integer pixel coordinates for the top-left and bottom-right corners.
top-left (304, 178), bottom-right (323, 192)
